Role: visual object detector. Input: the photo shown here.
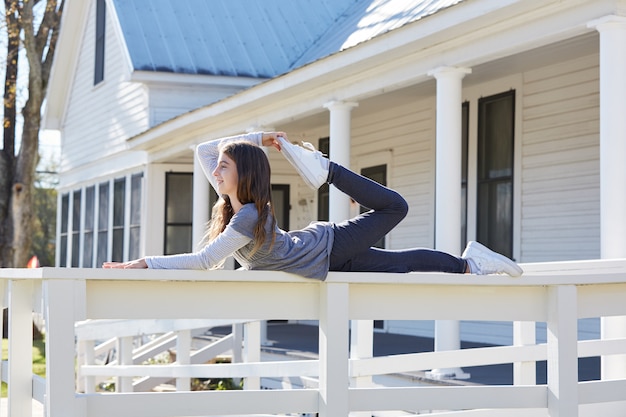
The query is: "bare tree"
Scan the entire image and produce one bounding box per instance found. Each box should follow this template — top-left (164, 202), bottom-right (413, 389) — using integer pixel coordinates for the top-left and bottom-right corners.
top-left (1, 0), bottom-right (64, 267)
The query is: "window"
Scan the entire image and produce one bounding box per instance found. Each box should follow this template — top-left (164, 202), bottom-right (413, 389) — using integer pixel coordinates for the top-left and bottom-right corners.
top-left (59, 193), bottom-right (69, 267)
top-left (59, 172), bottom-right (144, 268)
top-left (361, 164), bottom-right (387, 249)
top-left (71, 190), bottom-right (82, 267)
top-left (83, 186), bottom-right (95, 267)
top-left (317, 137), bottom-right (330, 221)
top-left (272, 184), bottom-right (290, 230)
top-left (164, 173), bottom-right (193, 255)
top-left (112, 178), bottom-right (125, 262)
top-left (461, 101), bottom-right (469, 249)
top-left (94, 0), bottom-right (106, 84)
top-left (129, 173), bottom-right (143, 261)
top-left (477, 91), bottom-right (515, 258)
top-left (96, 181), bottom-right (109, 266)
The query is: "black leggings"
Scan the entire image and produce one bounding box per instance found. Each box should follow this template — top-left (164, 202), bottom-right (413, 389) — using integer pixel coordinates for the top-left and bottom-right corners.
top-left (327, 162), bottom-right (466, 274)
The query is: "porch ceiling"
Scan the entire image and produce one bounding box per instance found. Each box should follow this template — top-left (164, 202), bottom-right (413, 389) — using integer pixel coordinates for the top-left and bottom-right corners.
top-left (161, 29), bottom-right (598, 166)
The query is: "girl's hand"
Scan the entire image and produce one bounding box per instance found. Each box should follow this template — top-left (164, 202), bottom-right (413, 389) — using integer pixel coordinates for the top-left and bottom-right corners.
top-left (261, 132), bottom-right (287, 150)
top-left (102, 258), bottom-right (148, 269)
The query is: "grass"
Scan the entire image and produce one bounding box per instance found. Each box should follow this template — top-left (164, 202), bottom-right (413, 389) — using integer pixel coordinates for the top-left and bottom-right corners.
top-left (1, 338), bottom-right (46, 397)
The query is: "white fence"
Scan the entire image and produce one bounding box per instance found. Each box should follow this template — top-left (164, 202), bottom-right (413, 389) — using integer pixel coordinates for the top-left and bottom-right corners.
top-left (3, 260), bottom-right (626, 416)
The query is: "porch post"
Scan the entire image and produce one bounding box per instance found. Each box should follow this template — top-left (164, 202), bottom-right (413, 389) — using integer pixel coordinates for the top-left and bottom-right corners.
top-left (427, 66), bottom-right (471, 380)
top-left (192, 145), bottom-right (210, 251)
top-left (588, 15), bottom-right (626, 381)
top-left (324, 101), bottom-right (358, 223)
top-left (8, 279), bottom-right (33, 417)
top-left (318, 282), bottom-right (350, 417)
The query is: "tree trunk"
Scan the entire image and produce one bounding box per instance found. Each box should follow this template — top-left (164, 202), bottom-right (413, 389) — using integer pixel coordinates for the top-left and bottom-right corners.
top-left (1, 0), bottom-right (20, 267)
top-left (12, 100), bottom-right (41, 268)
top-left (0, 151), bottom-right (14, 267)
top-left (0, 0), bottom-right (64, 267)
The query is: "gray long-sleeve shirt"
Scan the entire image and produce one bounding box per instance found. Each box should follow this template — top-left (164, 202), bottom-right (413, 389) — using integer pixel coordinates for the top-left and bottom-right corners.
top-left (145, 133), bottom-right (334, 280)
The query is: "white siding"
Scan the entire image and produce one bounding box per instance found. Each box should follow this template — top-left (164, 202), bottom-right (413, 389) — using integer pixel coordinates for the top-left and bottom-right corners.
top-left (521, 53), bottom-right (600, 262)
top-left (61, 1), bottom-right (149, 173)
top-left (352, 98), bottom-right (436, 250)
top-left (149, 84), bottom-right (255, 127)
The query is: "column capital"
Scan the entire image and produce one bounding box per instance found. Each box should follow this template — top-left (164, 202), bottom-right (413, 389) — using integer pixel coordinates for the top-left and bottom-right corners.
top-left (323, 100), bottom-right (358, 111)
top-left (246, 125), bottom-right (274, 133)
top-left (427, 66), bottom-right (472, 79)
top-left (588, 14), bottom-right (626, 31)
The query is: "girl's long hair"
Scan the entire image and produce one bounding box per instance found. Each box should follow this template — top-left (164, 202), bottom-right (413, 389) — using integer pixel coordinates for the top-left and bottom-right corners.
top-left (205, 141), bottom-right (276, 257)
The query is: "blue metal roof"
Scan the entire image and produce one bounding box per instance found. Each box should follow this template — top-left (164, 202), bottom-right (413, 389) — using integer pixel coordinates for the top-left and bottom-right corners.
top-left (112, 0), bottom-right (464, 78)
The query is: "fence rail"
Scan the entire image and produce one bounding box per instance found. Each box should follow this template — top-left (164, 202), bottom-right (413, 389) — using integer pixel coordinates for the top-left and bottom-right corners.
top-left (2, 261), bottom-right (626, 416)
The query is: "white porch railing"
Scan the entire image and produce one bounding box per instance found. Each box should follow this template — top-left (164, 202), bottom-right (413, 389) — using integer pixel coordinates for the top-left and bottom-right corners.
top-left (3, 261), bottom-right (626, 416)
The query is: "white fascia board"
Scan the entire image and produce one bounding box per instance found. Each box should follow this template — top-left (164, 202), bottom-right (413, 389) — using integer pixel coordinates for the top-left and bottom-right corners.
top-left (130, 71), bottom-right (265, 89)
top-left (43, 0), bottom-right (91, 130)
top-left (126, 0), bottom-right (615, 155)
top-left (106, 0), bottom-right (135, 82)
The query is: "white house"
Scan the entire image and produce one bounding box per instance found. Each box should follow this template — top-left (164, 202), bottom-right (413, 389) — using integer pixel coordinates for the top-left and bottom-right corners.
top-left (44, 0), bottom-right (626, 348)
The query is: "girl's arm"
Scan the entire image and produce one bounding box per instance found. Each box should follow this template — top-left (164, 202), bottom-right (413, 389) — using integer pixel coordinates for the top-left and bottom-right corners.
top-left (196, 132), bottom-right (264, 193)
top-left (102, 226), bottom-right (251, 270)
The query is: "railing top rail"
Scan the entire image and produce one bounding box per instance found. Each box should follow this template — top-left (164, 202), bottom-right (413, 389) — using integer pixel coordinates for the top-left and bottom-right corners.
top-left (1, 258), bottom-right (626, 285)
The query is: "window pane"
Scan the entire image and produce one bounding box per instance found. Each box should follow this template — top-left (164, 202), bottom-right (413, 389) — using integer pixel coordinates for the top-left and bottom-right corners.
top-left (113, 178), bottom-right (125, 227)
top-left (477, 91), bottom-right (515, 258)
top-left (59, 235), bottom-right (67, 267)
top-left (98, 182), bottom-right (109, 230)
top-left (271, 184), bottom-right (290, 230)
top-left (83, 232), bottom-right (93, 268)
top-left (360, 165), bottom-right (387, 249)
top-left (83, 186), bottom-right (95, 268)
top-left (71, 190), bottom-right (81, 267)
top-left (85, 186), bottom-right (95, 231)
top-left (165, 225), bottom-right (192, 255)
top-left (461, 102), bottom-right (469, 249)
top-left (112, 229), bottom-right (124, 262)
top-left (130, 173), bottom-right (143, 225)
top-left (61, 194), bottom-right (69, 233)
top-left (72, 190), bottom-right (81, 232)
top-left (96, 231), bottom-right (108, 266)
top-left (164, 173), bottom-right (193, 254)
top-left (129, 173), bottom-right (143, 261)
top-left (129, 226), bottom-right (140, 260)
top-left (94, 0), bottom-right (106, 84)
top-left (59, 194), bottom-right (69, 267)
top-left (97, 182), bottom-right (109, 266)
top-left (71, 231), bottom-right (80, 267)
top-left (478, 95), bottom-right (514, 180)
top-left (317, 138), bottom-right (330, 221)
top-left (166, 173), bottom-right (193, 223)
top-left (477, 181), bottom-right (512, 257)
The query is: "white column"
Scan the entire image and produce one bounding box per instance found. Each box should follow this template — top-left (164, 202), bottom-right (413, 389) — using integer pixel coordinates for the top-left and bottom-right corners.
top-left (427, 66), bottom-right (471, 380)
top-left (588, 15), bottom-right (626, 380)
top-left (324, 101), bottom-right (358, 223)
top-left (192, 145), bottom-right (210, 251)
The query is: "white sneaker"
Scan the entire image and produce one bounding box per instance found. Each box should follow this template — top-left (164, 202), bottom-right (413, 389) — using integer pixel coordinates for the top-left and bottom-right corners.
top-left (278, 137), bottom-right (329, 190)
top-left (462, 241), bottom-right (523, 277)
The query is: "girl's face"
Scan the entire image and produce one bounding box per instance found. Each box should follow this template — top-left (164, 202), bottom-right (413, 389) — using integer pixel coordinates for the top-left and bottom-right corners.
top-left (213, 152), bottom-right (239, 200)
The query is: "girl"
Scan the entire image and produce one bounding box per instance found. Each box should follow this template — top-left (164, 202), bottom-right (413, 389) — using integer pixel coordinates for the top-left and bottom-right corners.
top-left (103, 132), bottom-right (522, 279)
